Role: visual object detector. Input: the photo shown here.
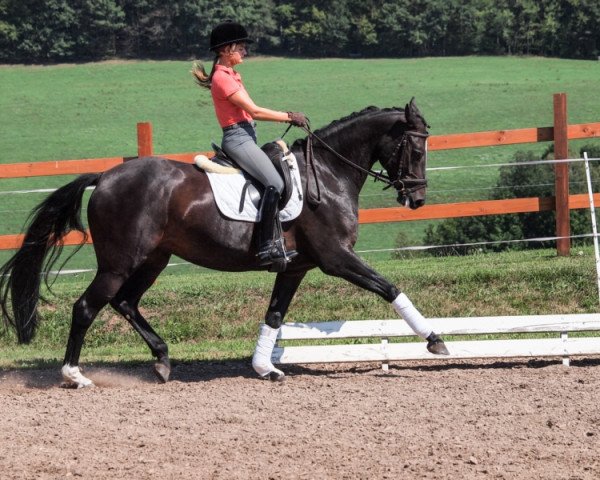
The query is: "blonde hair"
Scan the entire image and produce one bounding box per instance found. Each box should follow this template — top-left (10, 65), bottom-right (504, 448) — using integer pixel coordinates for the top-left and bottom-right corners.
top-left (192, 43), bottom-right (238, 90)
top-left (192, 55), bottom-right (218, 90)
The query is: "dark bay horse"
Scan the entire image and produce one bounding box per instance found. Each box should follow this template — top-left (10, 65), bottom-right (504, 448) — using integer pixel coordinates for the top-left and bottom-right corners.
top-left (0, 99), bottom-right (448, 387)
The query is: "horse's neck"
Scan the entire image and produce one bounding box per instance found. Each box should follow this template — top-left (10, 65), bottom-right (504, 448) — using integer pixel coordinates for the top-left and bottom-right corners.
top-left (295, 112), bottom-right (401, 199)
top-left (316, 121), bottom-right (384, 183)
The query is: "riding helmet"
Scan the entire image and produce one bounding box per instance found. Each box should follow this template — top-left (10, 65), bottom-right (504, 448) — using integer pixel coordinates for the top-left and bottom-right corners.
top-left (209, 21), bottom-right (254, 51)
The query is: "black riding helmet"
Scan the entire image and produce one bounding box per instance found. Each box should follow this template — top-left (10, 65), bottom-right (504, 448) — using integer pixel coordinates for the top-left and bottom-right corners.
top-left (209, 21), bottom-right (254, 51)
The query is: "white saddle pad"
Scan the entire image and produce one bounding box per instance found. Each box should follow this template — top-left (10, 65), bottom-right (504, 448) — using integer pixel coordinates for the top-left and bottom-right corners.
top-left (195, 151), bottom-right (304, 223)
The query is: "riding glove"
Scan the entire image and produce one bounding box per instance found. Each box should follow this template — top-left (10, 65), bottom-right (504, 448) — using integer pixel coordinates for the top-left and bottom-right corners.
top-left (287, 112), bottom-right (309, 128)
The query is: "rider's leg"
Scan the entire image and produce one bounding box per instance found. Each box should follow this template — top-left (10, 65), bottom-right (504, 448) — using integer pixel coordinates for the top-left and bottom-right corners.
top-left (222, 124), bottom-right (295, 264)
top-left (256, 186), bottom-right (297, 264)
top-left (221, 123), bottom-right (284, 194)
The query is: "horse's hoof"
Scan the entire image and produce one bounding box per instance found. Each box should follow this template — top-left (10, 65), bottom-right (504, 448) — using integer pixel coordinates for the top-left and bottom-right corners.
top-left (60, 381), bottom-right (95, 389)
top-left (153, 361), bottom-right (171, 383)
top-left (267, 370), bottom-right (285, 382)
top-left (428, 341), bottom-right (450, 355)
top-left (427, 334), bottom-right (450, 355)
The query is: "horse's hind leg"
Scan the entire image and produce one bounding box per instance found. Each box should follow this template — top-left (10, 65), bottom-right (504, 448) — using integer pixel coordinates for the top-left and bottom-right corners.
top-left (252, 270), bottom-right (306, 381)
top-left (110, 251), bottom-right (171, 383)
top-left (62, 271), bottom-right (126, 388)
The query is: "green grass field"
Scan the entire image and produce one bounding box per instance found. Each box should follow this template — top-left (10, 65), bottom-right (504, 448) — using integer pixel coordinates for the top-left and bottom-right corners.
top-left (1, 57), bottom-right (600, 366)
top-left (3, 56), bottom-right (600, 163)
top-left (2, 57), bottom-right (600, 250)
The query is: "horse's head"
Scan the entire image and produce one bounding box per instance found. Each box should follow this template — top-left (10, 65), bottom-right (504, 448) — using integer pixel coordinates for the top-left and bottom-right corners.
top-left (379, 98), bottom-right (430, 209)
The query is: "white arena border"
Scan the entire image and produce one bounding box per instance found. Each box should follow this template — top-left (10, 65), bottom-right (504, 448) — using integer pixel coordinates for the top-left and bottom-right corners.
top-left (271, 314), bottom-right (600, 368)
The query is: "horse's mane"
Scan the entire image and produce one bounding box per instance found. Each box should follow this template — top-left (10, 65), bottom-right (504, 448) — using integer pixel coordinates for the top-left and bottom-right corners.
top-left (291, 106), bottom-right (406, 151)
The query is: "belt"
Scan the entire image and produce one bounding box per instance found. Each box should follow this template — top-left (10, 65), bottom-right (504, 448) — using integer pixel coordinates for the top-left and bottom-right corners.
top-left (222, 121), bottom-right (254, 132)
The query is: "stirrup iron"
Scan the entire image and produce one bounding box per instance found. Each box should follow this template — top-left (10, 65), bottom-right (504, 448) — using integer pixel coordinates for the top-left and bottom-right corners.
top-left (258, 238), bottom-right (298, 265)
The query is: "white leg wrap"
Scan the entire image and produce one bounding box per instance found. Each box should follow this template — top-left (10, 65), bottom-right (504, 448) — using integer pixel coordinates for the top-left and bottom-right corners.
top-left (392, 293), bottom-right (433, 339)
top-left (61, 364), bottom-right (94, 388)
top-left (252, 324), bottom-right (284, 378)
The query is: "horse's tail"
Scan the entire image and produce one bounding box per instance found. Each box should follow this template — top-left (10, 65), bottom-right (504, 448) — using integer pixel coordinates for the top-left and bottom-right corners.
top-left (0, 173), bottom-right (101, 344)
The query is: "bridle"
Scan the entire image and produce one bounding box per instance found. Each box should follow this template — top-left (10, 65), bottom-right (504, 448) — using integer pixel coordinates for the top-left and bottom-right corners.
top-left (383, 130), bottom-right (429, 196)
top-left (293, 125), bottom-right (429, 205)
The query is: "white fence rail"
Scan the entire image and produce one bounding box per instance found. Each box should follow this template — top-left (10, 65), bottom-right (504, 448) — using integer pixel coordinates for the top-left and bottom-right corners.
top-left (272, 314), bottom-right (600, 368)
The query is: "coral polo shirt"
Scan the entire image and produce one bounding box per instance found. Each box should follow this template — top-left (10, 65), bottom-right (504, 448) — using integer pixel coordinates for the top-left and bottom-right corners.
top-left (211, 64), bottom-right (253, 128)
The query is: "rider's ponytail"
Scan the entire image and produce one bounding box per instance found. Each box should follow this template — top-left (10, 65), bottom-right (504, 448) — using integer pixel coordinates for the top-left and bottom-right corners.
top-left (192, 54), bottom-right (219, 90)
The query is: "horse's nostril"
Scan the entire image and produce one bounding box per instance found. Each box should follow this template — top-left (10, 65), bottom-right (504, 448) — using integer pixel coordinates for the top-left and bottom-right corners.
top-left (412, 199), bottom-right (425, 209)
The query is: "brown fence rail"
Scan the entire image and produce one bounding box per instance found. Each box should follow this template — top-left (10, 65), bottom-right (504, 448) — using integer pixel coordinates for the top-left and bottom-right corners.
top-left (2, 94), bottom-right (600, 255)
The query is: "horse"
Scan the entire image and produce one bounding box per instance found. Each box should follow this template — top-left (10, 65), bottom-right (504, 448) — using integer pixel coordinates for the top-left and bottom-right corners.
top-left (0, 98), bottom-right (448, 387)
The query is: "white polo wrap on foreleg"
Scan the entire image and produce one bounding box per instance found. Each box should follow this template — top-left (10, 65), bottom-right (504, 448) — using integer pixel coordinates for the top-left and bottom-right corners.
top-left (252, 324), bottom-right (284, 377)
top-left (392, 293), bottom-right (433, 339)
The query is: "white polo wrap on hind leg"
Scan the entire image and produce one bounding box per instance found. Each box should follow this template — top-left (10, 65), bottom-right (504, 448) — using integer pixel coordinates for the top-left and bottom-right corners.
top-left (392, 293), bottom-right (433, 339)
top-left (61, 364), bottom-right (94, 388)
top-left (252, 324), bottom-right (284, 377)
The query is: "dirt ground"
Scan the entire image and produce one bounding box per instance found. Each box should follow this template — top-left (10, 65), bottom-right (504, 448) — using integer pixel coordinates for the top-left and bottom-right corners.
top-left (1, 357), bottom-right (599, 480)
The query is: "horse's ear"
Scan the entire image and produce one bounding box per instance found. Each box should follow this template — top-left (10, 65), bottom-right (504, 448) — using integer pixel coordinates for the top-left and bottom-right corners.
top-left (405, 97), bottom-right (417, 123)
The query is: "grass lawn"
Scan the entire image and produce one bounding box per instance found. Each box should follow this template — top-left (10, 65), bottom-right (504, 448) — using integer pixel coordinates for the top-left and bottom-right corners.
top-left (3, 56), bottom-right (600, 162)
top-left (1, 56), bottom-right (600, 286)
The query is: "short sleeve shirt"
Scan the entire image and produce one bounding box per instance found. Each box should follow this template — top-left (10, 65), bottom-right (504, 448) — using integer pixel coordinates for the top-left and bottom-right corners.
top-left (211, 65), bottom-right (253, 128)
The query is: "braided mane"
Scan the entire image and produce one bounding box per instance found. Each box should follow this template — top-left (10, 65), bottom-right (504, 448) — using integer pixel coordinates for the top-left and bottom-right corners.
top-left (291, 106), bottom-right (406, 151)
top-left (317, 106), bottom-right (406, 136)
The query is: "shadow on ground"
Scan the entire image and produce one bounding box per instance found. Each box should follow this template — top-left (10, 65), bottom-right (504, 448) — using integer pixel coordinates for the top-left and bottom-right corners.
top-left (2, 355), bottom-right (600, 390)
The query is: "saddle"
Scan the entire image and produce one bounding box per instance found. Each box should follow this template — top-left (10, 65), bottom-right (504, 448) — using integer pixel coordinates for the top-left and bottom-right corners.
top-left (201, 140), bottom-right (296, 211)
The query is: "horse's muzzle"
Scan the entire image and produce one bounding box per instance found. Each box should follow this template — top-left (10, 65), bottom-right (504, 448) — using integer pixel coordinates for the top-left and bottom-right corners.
top-left (395, 178), bottom-right (427, 210)
top-left (398, 193), bottom-right (425, 210)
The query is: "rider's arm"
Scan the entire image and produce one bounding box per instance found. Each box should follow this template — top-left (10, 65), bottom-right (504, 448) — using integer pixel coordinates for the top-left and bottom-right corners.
top-left (228, 89), bottom-right (290, 123)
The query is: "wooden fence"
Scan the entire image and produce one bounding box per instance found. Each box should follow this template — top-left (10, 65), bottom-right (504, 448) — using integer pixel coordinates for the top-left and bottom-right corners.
top-left (1, 93), bottom-right (600, 254)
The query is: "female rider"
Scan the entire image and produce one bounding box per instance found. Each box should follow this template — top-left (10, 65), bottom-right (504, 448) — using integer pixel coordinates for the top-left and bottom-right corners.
top-left (193, 21), bottom-right (307, 267)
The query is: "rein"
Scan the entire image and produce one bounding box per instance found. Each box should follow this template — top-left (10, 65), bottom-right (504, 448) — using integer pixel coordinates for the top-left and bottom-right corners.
top-left (302, 126), bottom-right (397, 186)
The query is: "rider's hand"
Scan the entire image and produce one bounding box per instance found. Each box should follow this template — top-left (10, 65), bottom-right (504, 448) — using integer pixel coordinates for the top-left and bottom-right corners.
top-left (287, 112), bottom-right (309, 128)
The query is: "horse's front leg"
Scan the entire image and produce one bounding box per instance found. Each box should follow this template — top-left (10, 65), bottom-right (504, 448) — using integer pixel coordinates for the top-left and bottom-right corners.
top-left (252, 270), bottom-right (307, 381)
top-left (320, 250), bottom-right (449, 355)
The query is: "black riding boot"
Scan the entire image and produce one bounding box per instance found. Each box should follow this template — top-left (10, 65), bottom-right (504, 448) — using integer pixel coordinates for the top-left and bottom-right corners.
top-left (257, 186), bottom-right (297, 268)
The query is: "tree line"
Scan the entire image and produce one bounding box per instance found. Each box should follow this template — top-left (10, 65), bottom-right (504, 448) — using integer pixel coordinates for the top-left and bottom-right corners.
top-left (1, 0), bottom-right (599, 63)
